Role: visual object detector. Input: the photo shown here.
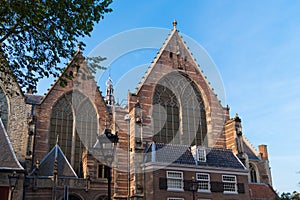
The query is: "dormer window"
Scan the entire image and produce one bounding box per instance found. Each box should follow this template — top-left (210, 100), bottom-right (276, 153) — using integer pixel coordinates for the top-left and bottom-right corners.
top-left (198, 147), bottom-right (206, 162)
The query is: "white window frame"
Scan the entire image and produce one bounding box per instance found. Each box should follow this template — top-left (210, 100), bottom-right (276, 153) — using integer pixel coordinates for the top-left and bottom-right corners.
top-left (166, 171), bottom-right (184, 191)
top-left (222, 175), bottom-right (237, 194)
top-left (196, 173), bottom-right (210, 192)
top-left (167, 198), bottom-right (184, 200)
top-left (197, 147), bottom-right (206, 162)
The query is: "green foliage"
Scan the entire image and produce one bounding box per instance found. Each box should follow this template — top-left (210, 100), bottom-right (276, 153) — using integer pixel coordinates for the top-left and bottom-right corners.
top-left (0, 0), bottom-right (112, 92)
top-left (275, 191), bottom-right (300, 200)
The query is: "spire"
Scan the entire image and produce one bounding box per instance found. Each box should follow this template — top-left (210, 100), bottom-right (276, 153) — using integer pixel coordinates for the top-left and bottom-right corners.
top-left (172, 19), bottom-right (177, 30)
top-left (77, 42), bottom-right (82, 52)
top-left (105, 76), bottom-right (115, 106)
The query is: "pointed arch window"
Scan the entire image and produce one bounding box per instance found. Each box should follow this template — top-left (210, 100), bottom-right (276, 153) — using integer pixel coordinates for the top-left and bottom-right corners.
top-left (153, 85), bottom-right (180, 144)
top-left (0, 88), bottom-right (8, 129)
top-left (181, 81), bottom-right (207, 146)
top-left (249, 163), bottom-right (258, 183)
top-left (152, 72), bottom-right (207, 145)
top-left (49, 91), bottom-right (98, 177)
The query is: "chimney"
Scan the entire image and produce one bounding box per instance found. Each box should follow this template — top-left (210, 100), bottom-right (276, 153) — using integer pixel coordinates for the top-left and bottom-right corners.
top-left (258, 144), bottom-right (269, 160)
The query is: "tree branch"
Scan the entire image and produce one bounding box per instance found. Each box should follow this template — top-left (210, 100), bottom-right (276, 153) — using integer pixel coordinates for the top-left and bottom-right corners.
top-left (0, 16), bottom-right (25, 43)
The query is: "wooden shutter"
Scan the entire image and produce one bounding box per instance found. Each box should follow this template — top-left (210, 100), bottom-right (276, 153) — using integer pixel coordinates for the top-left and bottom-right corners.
top-left (183, 180), bottom-right (193, 191)
top-left (210, 181), bottom-right (223, 193)
top-left (159, 177), bottom-right (167, 190)
top-left (237, 183), bottom-right (245, 193)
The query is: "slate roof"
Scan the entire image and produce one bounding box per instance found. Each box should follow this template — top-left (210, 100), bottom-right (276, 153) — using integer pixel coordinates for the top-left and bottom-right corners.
top-left (244, 141), bottom-right (260, 161)
top-left (0, 119), bottom-right (24, 171)
top-left (249, 183), bottom-right (278, 199)
top-left (25, 93), bottom-right (44, 105)
top-left (30, 144), bottom-right (77, 178)
top-left (145, 143), bottom-right (246, 170)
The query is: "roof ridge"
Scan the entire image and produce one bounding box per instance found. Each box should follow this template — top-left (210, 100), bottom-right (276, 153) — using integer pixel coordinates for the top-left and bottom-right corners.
top-left (243, 135), bottom-right (260, 156)
top-left (133, 24), bottom-right (221, 103)
top-left (134, 28), bottom-right (177, 94)
top-left (29, 144), bottom-right (77, 178)
top-left (0, 119), bottom-right (24, 170)
top-left (154, 143), bottom-right (234, 152)
top-left (39, 50), bottom-right (83, 104)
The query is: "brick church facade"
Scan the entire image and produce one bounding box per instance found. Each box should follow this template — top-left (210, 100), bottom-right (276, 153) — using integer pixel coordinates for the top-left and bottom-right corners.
top-left (0, 21), bottom-right (277, 199)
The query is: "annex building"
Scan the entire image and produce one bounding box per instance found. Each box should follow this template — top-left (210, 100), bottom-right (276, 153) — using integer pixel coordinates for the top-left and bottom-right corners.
top-left (0, 21), bottom-right (277, 200)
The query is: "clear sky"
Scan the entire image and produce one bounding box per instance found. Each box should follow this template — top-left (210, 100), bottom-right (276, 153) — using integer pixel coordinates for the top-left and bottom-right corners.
top-left (38, 0), bottom-right (300, 193)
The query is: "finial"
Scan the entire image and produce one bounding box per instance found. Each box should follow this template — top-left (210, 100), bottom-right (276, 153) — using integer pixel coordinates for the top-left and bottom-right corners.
top-left (56, 134), bottom-right (59, 145)
top-left (226, 105), bottom-right (230, 110)
top-left (77, 42), bottom-right (82, 52)
top-left (173, 19), bottom-right (177, 30)
top-left (235, 113), bottom-right (241, 122)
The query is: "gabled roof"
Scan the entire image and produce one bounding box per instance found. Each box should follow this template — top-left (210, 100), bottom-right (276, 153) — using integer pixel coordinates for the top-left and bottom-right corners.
top-left (249, 183), bottom-right (278, 199)
top-left (39, 49), bottom-right (84, 104)
top-left (0, 119), bottom-right (24, 171)
top-left (244, 141), bottom-right (260, 161)
top-left (30, 144), bottom-right (77, 178)
top-left (145, 143), bottom-right (246, 170)
top-left (135, 22), bottom-right (214, 97)
top-left (25, 93), bottom-right (44, 105)
top-left (243, 136), bottom-right (261, 161)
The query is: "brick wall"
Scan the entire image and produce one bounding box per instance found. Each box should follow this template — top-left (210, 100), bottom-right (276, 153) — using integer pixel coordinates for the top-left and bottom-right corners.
top-left (145, 168), bottom-right (250, 200)
top-left (131, 30), bottom-right (227, 149)
top-left (33, 53), bottom-right (110, 174)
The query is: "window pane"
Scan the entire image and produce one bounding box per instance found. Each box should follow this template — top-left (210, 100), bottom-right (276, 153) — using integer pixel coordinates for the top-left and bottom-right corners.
top-left (223, 183), bottom-right (236, 192)
top-left (222, 175), bottom-right (237, 193)
top-left (49, 91), bottom-right (98, 178)
top-left (167, 171), bottom-right (183, 190)
top-left (222, 175), bottom-right (236, 182)
top-left (167, 179), bottom-right (183, 189)
top-left (197, 173), bottom-right (210, 191)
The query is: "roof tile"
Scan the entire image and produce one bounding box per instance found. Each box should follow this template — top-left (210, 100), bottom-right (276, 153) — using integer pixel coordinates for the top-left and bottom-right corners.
top-left (30, 145), bottom-right (77, 178)
top-left (145, 143), bottom-right (246, 170)
top-left (0, 119), bottom-right (24, 171)
top-left (249, 183), bottom-right (278, 199)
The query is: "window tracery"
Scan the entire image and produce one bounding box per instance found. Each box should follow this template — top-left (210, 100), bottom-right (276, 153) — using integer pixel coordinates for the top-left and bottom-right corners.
top-left (249, 163), bottom-right (258, 183)
top-left (152, 72), bottom-right (207, 145)
top-left (49, 91), bottom-right (98, 177)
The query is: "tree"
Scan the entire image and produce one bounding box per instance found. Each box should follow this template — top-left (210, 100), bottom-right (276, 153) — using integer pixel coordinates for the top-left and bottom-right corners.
top-left (0, 0), bottom-right (112, 92)
top-left (275, 191), bottom-right (300, 200)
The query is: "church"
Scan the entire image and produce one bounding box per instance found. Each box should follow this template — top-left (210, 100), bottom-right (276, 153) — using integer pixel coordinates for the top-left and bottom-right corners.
top-left (0, 21), bottom-right (277, 200)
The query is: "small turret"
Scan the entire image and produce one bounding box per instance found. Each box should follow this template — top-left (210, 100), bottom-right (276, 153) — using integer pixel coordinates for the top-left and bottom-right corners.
top-left (105, 76), bottom-right (115, 106)
top-left (235, 113), bottom-right (244, 154)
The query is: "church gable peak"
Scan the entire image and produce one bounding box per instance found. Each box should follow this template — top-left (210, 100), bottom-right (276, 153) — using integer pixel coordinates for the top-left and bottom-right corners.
top-left (135, 20), bottom-right (207, 95)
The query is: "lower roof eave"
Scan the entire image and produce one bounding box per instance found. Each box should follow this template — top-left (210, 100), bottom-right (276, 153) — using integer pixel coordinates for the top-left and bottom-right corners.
top-left (142, 162), bottom-right (249, 175)
top-left (0, 167), bottom-right (26, 173)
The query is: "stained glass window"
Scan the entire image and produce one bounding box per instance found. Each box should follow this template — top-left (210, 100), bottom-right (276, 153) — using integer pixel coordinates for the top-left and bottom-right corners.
top-left (152, 72), bottom-right (207, 145)
top-left (50, 91), bottom-right (98, 177)
top-left (153, 85), bottom-right (179, 144)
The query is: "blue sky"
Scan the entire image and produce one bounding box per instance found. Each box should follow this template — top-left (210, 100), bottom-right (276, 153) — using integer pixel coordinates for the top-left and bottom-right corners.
top-left (38, 0), bottom-right (300, 193)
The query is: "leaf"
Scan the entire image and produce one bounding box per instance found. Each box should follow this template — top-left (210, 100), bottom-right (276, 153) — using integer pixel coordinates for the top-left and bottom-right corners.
top-left (0, 0), bottom-right (113, 92)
